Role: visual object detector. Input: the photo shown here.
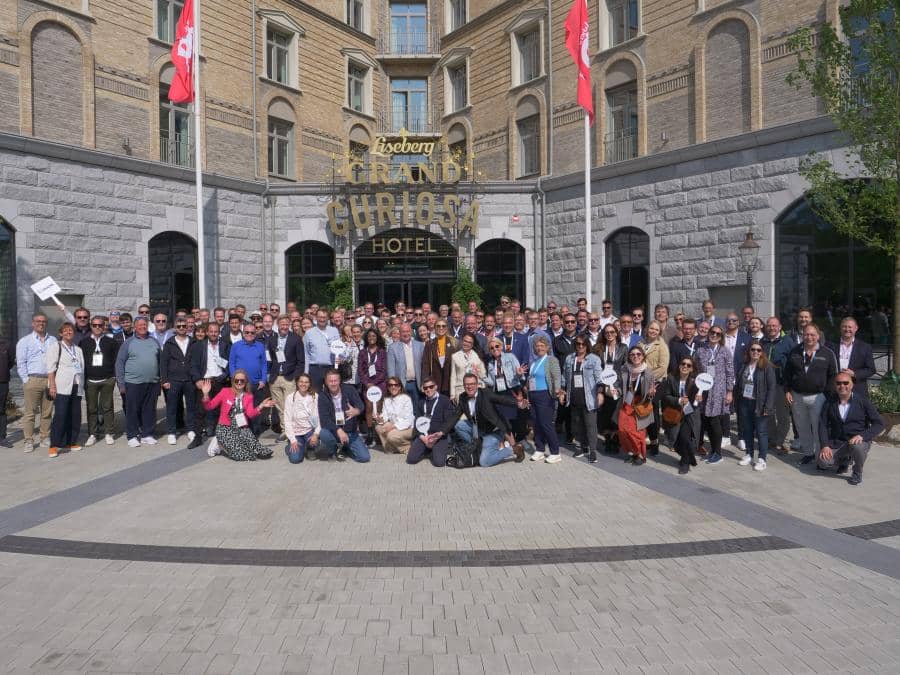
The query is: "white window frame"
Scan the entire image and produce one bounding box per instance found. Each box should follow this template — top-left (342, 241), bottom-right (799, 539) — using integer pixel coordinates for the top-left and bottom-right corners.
top-left (267, 116), bottom-right (295, 179)
top-left (598, 0), bottom-right (642, 51)
top-left (516, 114), bottom-right (540, 178)
top-left (259, 11), bottom-right (305, 90)
top-left (342, 48), bottom-right (378, 116)
top-left (345, 0), bottom-right (369, 34)
top-left (155, 0), bottom-right (184, 44)
top-left (506, 10), bottom-right (545, 89)
top-left (439, 48), bottom-right (471, 114)
top-left (444, 0), bottom-right (468, 34)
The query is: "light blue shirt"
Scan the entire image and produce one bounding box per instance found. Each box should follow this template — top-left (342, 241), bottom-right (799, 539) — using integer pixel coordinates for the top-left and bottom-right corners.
top-left (304, 325), bottom-right (339, 367)
top-left (151, 329), bottom-right (172, 348)
top-left (16, 331), bottom-right (57, 383)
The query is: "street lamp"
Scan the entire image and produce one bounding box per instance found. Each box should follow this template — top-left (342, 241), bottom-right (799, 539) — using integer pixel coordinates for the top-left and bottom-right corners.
top-left (738, 229), bottom-right (761, 308)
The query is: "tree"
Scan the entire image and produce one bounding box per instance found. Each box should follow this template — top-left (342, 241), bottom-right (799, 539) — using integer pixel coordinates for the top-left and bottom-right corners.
top-left (327, 269), bottom-right (354, 309)
top-left (787, 0), bottom-right (899, 374)
top-left (451, 263), bottom-right (483, 307)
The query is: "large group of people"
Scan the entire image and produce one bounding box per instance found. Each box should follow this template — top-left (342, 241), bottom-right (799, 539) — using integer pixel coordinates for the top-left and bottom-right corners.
top-left (1, 295), bottom-right (885, 485)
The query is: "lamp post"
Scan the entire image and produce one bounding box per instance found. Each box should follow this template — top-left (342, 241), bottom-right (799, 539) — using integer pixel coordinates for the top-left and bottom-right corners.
top-left (738, 229), bottom-right (761, 308)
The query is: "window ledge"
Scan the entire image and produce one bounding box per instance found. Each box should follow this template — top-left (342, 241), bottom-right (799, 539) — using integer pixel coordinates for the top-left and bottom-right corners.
top-left (268, 173), bottom-right (296, 182)
top-left (31, 0), bottom-right (95, 22)
top-left (693, 0), bottom-right (751, 20)
top-left (595, 33), bottom-right (647, 59)
top-left (517, 172), bottom-right (540, 180)
top-left (442, 105), bottom-right (471, 121)
top-left (148, 35), bottom-right (206, 60)
top-left (343, 106), bottom-right (376, 122)
top-left (259, 76), bottom-right (302, 96)
top-left (508, 75), bottom-right (546, 95)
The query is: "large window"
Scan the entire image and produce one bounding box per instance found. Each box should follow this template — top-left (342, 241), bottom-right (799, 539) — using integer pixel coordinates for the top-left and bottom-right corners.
top-left (517, 28), bottom-right (541, 84)
top-left (391, 78), bottom-right (428, 132)
top-left (266, 27), bottom-right (291, 84)
top-left (776, 194), bottom-right (893, 344)
top-left (348, 62), bottom-right (369, 113)
top-left (347, 0), bottom-right (366, 32)
top-left (156, 0), bottom-right (184, 43)
top-left (390, 2), bottom-right (428, 54)
top-left (0, 218), bottom-right (15, 342)
top-left (447, 61), bottom-right (468, 112)
top-left (285, 242), bottom-right (335, 309)
top-left (606, 227), bottom-right (649, 316)
top-left (447, 0), bottom-right (466, 32)
top-left (159, 66), bottom-right (192, 168)
top-left (475, 239), bottom-right (526, 311)
top-left (516, 95), bottom-right (541, 178)
top-left (267, 117), bottom-right (294, 178)
top-left (605, 84), bottom-right (637, 164)
top-left (607, 0), bottom-right (640, 47)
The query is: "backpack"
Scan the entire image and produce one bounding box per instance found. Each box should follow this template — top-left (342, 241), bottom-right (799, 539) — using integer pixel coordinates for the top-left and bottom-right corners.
top-left (447, 438), bottom-right (481, 468)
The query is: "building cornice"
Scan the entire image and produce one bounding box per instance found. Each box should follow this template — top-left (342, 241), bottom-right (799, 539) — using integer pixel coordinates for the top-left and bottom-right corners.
top-left (281, 0), bottom-right (375, 45)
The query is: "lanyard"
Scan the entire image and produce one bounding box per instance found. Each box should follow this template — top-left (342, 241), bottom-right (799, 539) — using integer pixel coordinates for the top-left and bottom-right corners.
top-left (61, 342), bottom-right (78, 363)
top-left (630, 373), bottom-right (642, 392)
top-left (367, 349), bottom-right (377, 366)
top-left (532, 356), bottom-right (547, 373)
top-left (426, 396), bottom-right (438, 417)
top-left (708, 346), bottom-right (718, 365)
top-left (574, 358), bottom-right (583, 374)
top-left (679, 380), bottom-right (685, 397)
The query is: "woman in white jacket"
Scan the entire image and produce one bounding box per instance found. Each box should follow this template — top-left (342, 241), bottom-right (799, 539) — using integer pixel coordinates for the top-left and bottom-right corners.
top-left (283, 373), bottom-right (320, 464)
top-left (375, 376), bottom-right (415, 454)
top-left (46, 321), bottom-right (85, 457)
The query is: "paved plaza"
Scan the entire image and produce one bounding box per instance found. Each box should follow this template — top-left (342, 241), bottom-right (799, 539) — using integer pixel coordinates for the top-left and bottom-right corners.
top-left (0, 408), bottom-right (898, 674)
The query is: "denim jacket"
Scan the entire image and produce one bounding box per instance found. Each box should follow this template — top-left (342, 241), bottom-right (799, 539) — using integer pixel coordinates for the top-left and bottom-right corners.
top-left (563, 352), bottom-right (603, 412)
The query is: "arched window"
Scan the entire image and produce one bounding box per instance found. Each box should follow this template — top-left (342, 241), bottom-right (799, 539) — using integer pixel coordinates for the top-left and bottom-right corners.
top-left (604, 60), bottom-right (638, 164)
top-left (148, 232), bottom-right (198, 318)
top-left (475, 239), bottom-right (525, 310)
top-left (0, 217), bottom-right (16, 340)
top-left (606, 227), bottom-right (649, 315)
top-left (285, 241), bottom-right (335, 308)
top-left (447, 123), bottom-right (468, 179)
top-left (32, 22), bottom-right (83, 143)
top-left (159, 64), bottom-right (192, 167)
top-left (775, 195), bottom-right (893, 344)
top-left (349, 125), bottom-right (371, 182)
top-left (515, 96), bottom-right (541, 177)
top-left (705, 19), bottom-right (751, 140)
top-left (268, 98), bottom-right (296, 179)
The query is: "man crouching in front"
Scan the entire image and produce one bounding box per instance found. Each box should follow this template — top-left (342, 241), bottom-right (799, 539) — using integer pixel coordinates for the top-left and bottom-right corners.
top-left (316, 368), bottom-right (370, 462)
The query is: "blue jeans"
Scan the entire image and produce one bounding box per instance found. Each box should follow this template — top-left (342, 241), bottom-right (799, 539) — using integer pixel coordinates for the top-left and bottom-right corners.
top-left (738, 398), bottom-right (769, 460)
top-left (404, 380), bottom-right (422, 416)
top-left (286, 430), bottom-right (314, 463)
top-left (317, 428), bottom-right (370, 462)
top-left (125, 381), bottom-right (160, 440)
top-left (454, 419), bottom-right (512, 467)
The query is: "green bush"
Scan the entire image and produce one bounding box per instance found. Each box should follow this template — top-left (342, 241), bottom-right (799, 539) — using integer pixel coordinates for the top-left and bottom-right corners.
top-left (451, 264), bottom-right (483, 307)
top-left (327, 270), bottom-right (354, 309)
top-left (869, 374), bottom-right (900, 414)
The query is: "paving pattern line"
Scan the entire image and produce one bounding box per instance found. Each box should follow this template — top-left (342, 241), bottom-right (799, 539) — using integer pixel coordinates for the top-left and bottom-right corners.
top-left (0, 448), bottom-right (208, 539)
top-left (588, 453), bottom-right (900, 580)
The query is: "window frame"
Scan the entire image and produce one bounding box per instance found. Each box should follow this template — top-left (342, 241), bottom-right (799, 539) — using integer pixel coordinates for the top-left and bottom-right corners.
top-left (598, 0), bottom-right (643, 52)
top-left (155, 0), bottom-right (185, 44)
top-left (516, 113), bottom-right (540, 178)
top-left (347, 60), bottom-right (371, 115)
top-left (259, 11), bottom-right (305, 91)
top-left (444, 58), bottom-right (469, 113)
top-left (346, 0), bottom-right (369, 33)
top-left (267, 116), bottom-right (294, 179)
top-left (506, 11), bottom-right (545, 89)
top-left (445, 0), bottom-right (468, 33)
top-left (604, 82), bottom-right (638, 164)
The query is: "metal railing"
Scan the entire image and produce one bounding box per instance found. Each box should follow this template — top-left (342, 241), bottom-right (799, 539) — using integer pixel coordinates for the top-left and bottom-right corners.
top-left (603, 128), bottom-right (638, 165)
top-left (377, 29), bottom-right (438, 56)
top-left (378, 106), bottom-right (437, 135)
top-left (160, 132), bottom-right (194, 168)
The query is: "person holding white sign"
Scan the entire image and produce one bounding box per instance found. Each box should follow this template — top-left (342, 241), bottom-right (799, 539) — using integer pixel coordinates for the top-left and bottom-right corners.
top-left (46, 322), bottom-right (85, 458)
top-left (200, 369), bottom-right (275, 461)
top-left (661, 357), bottom-right (703, 474)
top-left (374, 377), bottom-right (415, 454)
top-left (358, 329), bottom-right (387, 447)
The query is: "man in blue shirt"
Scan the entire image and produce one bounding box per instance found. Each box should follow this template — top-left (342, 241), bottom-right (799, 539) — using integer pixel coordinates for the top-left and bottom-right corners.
top-left (228, 323), bottom-right (268, 434)
top-left (304, 308), bottom-right (339, 388)
top-left (16, 313), bottom-right (57, 452)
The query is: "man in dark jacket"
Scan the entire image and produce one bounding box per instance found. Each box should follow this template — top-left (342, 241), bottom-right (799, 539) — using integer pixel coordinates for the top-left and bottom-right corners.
top-left (80, 315), bottom-right (120, 445)
top-left (760, 317), bottom-right (794, 452)
top-left (407, 377), bottom-right (456, 467)
top-left (830, 317), bottom-right (876, 398)
top-left (441, 373), bottom-right (524, 467)
top-left (316, 368), bottom-right (369, 462)
top-left (0, 335), bottom-right (13, 447)
top-left (818, 372), bottom-right (884, 485)
top-left (188, 322), bottom-right (231, 448)
top-left (160, 319), bottom-right (195, 445)
top-left (267, 315), bottom-right (305, 436)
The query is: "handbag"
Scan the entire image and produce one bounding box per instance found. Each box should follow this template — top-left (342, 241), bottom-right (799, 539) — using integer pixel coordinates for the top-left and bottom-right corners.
top-left (661, 405), bottom-right (684, 426)
top-left (633, 398), bottom-right (654, 418)
top-left (43, 343), bottom-right (63, 401)
top-left (447, 438), bottom-right (481, 468)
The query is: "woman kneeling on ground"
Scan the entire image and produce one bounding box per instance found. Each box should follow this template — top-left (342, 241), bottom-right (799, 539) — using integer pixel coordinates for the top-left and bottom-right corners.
top-left (284, 373), bottom-right (320, 463)
top-left (201, 369), bottom-right (275, 460)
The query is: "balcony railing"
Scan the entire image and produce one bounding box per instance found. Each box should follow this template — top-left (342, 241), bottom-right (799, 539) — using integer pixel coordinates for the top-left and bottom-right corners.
top-left (377, 29), bottom-right (438, 57)
top-left (160, 132), bottom-right (194, 168)
top-left (604, 128), bottom-right (638, 165)
top-left (378, 106), bottom-right (438, 135)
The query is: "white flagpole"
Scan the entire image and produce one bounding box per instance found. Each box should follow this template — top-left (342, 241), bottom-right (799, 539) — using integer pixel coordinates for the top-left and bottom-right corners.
top-left (583, 114), bottom-right (591, 312)
top-left (192, 0), bottom-right (206, 308)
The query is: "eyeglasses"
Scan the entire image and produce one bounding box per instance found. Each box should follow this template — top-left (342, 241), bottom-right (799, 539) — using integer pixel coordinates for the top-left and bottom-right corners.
top-left (835, 381), bottom-right (852, 386)
top-left (589, 318), bottom-right (600, 322)
top-left (564, 320), bottom-right (576, 324)
top-left (710, 331), bottom-right (723, 337)
top-left (680, 362), bottom-right (693, 368)
top-left (387, 383), bottom-right (401, 388)
top-left (727, 318), bottom-right (739, 323)
top-left (233, 378), bottom-right (247, 384)
top-left (629, 353), bottom-right (643, 359)
top-left (604, 330), bottom-right (617, 336)
top-left (243, 330), bottom-right (256, 335)
top-left (91, 322), bottom-right (104, 328)
top-left (175, 324), bottom-right (187, 329)
top-left (749, 347), bottom-right (762, 353)
top-left (75, 315), bottom-right (89, 320)
top-left (155, 319), bottom-right (167, 324)
top-left (423, 384), bottom-right (437, 391)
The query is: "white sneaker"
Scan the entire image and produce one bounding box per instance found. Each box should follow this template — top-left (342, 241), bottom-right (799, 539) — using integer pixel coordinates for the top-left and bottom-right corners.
top-left (141, 436), bottom-right (158, 445)
top-left (207, 438), bottom-right (220, 457)
top-left (127, 437), bottom-right (140, 448)
top-left (187, 431), bottom-right (196, 442)
top-left (23, 439), bottom-right (34, 453)
top-left (530, 451), bottom-right (546, 462)
top-left (737, 439), bottom-right (746, 452)
top-left (738, 454), bottom-right (753, 466)
top-left (545, 454), bottom-right (562, 464)
top-left (167, 434), bottom-right (177, 445)
top-left (40, 438), bottom-right (51, 448)
top-left (85, 435), bottom-right (97, 447)
top-left (105, 434), bottom-right (115, 445)
top-left (754, 459), bottom-right (767, 472)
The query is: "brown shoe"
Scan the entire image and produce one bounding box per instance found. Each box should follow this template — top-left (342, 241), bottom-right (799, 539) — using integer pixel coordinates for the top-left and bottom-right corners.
top-left (48, 446), bottom-right (59, 458)
top-left (513, 443), bottom-right (525, 462)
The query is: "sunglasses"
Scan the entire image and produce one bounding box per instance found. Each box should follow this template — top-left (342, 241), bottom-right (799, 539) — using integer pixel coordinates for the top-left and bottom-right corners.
top-left (679, 362), bottom-right (693, 368)
top-left (564, 320), bottom-right (576, 324)
top-left (243, 330), bottom-right (256, 335)
top-left (749, 347), bottom-right (762, 353)
top-left (727, 318), bottom-right (739, 322)
top-left (387, 383), bottom-right (401, 388)
top-left (75, 315), bottom-right (89, 320)
top-left (155, 319), bottom-right (167, 324)
top-left (175, 324), bottom-right (187, 329)
top-left (423, 384), bottom-right (436, 390)
top-left (233, 378), bottom-right (247, 384)
top-left (589, 318), bottom-right (600, 322)
top-left (710, 331), bottom-right (723, 337)
top-left (91, 323), bottom-right (105, 328)
top-left (835, 381), bottom-right (852, 386)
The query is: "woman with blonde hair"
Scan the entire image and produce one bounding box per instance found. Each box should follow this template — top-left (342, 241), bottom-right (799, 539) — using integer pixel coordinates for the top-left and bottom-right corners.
top-left (201, 368), bottom-right (275, 460)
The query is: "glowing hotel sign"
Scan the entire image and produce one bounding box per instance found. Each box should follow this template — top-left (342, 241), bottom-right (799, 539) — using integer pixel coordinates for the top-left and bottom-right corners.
top-left (326, 129), bottom-right (479, 237)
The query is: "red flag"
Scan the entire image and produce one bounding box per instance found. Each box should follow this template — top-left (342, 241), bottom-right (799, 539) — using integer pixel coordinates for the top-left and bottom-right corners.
top-left (564, 0), bottom-right (593, 125)
top-left (169, 0), bottom-right (195, 103)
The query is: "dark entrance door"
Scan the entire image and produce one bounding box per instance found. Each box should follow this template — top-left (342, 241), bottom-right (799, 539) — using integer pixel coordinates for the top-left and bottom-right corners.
top-left (606, 227), bottom-right (650, 314)
top-left (0, 218), bottom-right (15, 341)
top-left (148, 232), bottom-right (198, 318)
top-left (355, 228), bottom-right (457, 307)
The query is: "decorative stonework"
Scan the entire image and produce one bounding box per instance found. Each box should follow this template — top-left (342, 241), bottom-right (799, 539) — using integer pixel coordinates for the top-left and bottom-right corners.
top-left (94, 74), bottom-right (148, 101)
top-left (301, 127), bottom-right (343, 154)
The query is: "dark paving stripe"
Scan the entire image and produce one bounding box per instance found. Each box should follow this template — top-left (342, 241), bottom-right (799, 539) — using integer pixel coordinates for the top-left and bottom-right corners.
top-left (0, 534), bottom-right (799, 567)
top-left (837, 519), bottom-right (900, 541)
top-left (589, 452), bottom-right (900, 581)
top-left (0, 448), bottom-right (208, 538)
